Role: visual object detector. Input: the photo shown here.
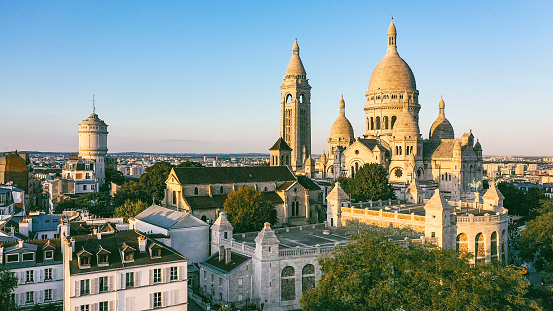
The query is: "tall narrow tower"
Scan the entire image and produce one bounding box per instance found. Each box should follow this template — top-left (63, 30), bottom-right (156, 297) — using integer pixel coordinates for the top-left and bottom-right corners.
top-left (280, 39), bottom-right (311, 171)
top-left (78, 97), bottom-right (109, 186)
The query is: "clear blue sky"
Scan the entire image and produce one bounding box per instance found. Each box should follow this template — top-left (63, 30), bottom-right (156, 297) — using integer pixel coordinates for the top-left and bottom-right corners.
top-left (1, 1), bottom-right (552, 156)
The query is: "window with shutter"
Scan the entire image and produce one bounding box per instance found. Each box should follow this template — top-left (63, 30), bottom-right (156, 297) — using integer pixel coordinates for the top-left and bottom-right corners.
top-left (135, 271), bottom-right (140, 287)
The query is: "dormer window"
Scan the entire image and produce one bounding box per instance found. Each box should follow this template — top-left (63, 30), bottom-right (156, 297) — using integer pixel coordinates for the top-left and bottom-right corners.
top-left (77, 248), bottom-right (92, 269)
top-left (124, 251), bottom-right (134, 262)
top-left (22, 252), bottom-right (34, 261)
top-left (6, 254), bottom-right (19, 263)
top-left (97, 246), bottom-right (111, 267)
top-left (149, 244), bottom-right (162, 259)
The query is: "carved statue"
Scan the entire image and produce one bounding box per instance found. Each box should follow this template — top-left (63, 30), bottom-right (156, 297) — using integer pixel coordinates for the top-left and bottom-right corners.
top-left (468, 179), bottom-right (482, 192)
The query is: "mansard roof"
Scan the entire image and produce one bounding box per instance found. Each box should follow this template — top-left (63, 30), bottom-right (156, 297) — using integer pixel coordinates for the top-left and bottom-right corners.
top-left (68, 230), bottom-right (186, 274)
top-left (172, 166), bottom-right (296, 185)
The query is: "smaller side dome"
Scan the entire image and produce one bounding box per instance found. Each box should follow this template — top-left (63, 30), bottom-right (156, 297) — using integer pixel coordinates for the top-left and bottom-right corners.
top-left (393, 104), bottom-right (419, 138)
top-left (330, 96), bottom-right (354, 141)
top-left (429, 97), bottom-right (454, 140)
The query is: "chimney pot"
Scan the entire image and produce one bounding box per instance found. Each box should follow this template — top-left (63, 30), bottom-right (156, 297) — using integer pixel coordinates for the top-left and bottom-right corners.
top-left (219, 246), bottom-right (225, 262)
top-left (225, 248), bottom-right (232, 265)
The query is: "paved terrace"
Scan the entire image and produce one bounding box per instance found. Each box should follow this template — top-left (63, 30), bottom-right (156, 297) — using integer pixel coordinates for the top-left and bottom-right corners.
top-left (233, 224), bottom-right (355, 251)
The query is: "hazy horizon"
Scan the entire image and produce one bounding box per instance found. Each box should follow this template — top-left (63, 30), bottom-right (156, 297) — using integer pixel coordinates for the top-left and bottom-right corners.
top-left (2, 1), bottom-right (552, 156)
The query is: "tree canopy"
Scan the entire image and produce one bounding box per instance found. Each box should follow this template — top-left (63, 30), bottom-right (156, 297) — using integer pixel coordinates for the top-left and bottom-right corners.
top-left (223, 186), bottom-right (277, 233)
top-left (519, 199), bottom-right (553, 275)
top-left (115, 199), bottom-right (149, 221)
top-left (333, 163), bottom-right (395, 202)
top-left (301, 230), bottom-right (543, 311)
top-left (496, 182), bottom-right (547, 217)
top-left (0, 269), bottom-right (18, 311)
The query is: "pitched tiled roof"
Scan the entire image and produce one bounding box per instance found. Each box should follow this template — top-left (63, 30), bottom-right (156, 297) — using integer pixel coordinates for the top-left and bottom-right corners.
top-left (423, 139), bottom-right (459, 160)
top-left (172, 166), bottom-right (296, 185)
top-left (184, 192), bottom-right (284, 210)
top-left (297, 175), bottom-right (321, 191)
top-left (269, 138), bottom-right (292, 151)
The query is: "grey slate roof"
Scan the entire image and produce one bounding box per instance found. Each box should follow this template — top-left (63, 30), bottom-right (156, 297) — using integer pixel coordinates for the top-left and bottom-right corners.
top-left (135, 204), bottom-right (208, 229)
top-left (172, 166), bottom-right (296, 185)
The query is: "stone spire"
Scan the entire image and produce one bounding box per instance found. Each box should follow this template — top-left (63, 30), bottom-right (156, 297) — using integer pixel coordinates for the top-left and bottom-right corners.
top-left (388, 17), bottom-right (397, 52)
top-left (285, 38), bottom-right (306, 76)
top-left (339, 95), bottom-right (345, 116)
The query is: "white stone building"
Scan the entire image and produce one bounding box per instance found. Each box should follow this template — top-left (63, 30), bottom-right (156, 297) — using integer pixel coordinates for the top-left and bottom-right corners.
top-left (0, 239), bottom-right (63, 309)
top-left (62, 229), bottom-right (188, 311)
top-left (130, 204), bottom-right (210, 264)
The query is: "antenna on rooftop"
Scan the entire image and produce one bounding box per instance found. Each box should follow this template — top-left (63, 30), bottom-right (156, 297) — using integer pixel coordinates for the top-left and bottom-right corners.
top-left (92, 94), bottom-right (96, 114)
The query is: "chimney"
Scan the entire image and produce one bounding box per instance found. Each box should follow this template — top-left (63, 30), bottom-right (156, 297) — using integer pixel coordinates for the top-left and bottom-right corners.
top-left (219, 245), bottom-right (225, 262)
top-left (138, 236), bottom-right (147, 252)
top-left (70, 237), bottom-right (75, 252)
top-left (93, 228), bottom-right (98, 235)
top-left (0, 245), bottom-right (4, 264)
top-left (97, 233), bottom-right (102, 240)
top-left (18, 239), bottom-right (24, 248)
top-left (225, 247), bottom-right (232, 265)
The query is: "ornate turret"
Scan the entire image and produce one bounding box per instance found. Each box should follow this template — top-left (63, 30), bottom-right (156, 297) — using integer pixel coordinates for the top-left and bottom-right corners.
top-left (430, 97), bottom-right (454, 140)
top-left (211, 212), bottom-right (234, 254)
top-left (254, 222), bottom-right (280, 260)
top-left (327, 182), bottom-right (349, 227)
top-left (328, 96), bottom-right (354, 155)
top-left (424, 189), bottom-right (452, 248)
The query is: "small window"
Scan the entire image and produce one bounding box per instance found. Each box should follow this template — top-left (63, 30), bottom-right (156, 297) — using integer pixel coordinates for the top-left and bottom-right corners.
top-left (44, 268), bottom-right (52, 281)
top-left (99, 276), bottom-right (108, 292)
top-left (83, 185), bottom-right (87, 191)
top-left (220, 186), bottom-right (224, 194)
top-left (124, 251), bottom-right (134, 262)
top-left (80, 305), bottom-right (89, 311)
top-left (153, 268), bottom-right (162, 284)
top-left (80, 279), bottom-right (90, 295)
top-left (26, 270), bottom-right (34, 283)
top-left (194, 187), bottom-right (198, 195)
top-left (170, 267), bottom-right (178, 281)
top-left (126, 272), bottom-right (135, 288)
top-left (6, 254), bottom-right (19, 263)
top-left (23, 252), bottom-right (34, 261)
top-left (238, 278), bottom-right (243, 286)
top-left (431, 232), bottom-right (436, 238)
top-left (26, 291), bottom-right (34, 304)
top-left (44, 289), bottom-right (52, 301)
top-left (99, 302), bottom-right (108, 311)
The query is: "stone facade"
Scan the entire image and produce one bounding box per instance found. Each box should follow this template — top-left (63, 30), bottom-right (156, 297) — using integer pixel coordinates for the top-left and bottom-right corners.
top-left (327, 182), bottom-right (509, 264)
top-left (312, 20), bottom-right (483, 201)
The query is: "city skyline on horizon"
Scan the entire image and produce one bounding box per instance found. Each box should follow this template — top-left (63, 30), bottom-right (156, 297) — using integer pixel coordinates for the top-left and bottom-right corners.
top-left (2, 1), bottom-right (552, 157)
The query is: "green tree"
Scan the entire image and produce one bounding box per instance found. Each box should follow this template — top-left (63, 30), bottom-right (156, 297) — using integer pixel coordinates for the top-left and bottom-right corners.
top-left (301, 231), bottom-right (542, 311)
top-left (0, 269), bottom-right (18, 311)
top-left (114, 200), bottom-right (149, 221)
top-left (100, 167), bottom-right (125, 192)
top-left (519, 200), bottom-right (553, 275)
top-left (349, 163), bottom-right (394, 202)
top-left (112, 181), bottom-right (151, 207)
top-left (332, 176), bottom-right (353, 195)
top-left (498, 182), bottom-right (530, 216)
top-left (76, 191), bottom-right (112, 217)
top-left (223, 186), bottom-right (277, 233)
top-left (176, 161), bottom-right (203, 168)
top-left (139, 161), bottom-right (174, 204)
top-left (54, 197), bottom-right (78, 213)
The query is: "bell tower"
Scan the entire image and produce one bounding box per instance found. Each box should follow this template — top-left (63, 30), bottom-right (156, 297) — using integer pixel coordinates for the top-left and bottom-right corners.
top-left (280, 39), bottom-right (311, 172)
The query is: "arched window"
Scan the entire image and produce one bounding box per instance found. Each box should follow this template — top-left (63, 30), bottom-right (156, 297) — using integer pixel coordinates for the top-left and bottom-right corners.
top-left (220, 186), bottom-right (224, 194)
top-left (475, 233), bottom-right (485, 263)
top-left (201, 215), bottom-right (207, 222)
top-left (302, 264), bottom-right (315, 292)
top-left (370, 117), bottom-right (374, 130)
top-left (286, 94), bottom-right (293, 103)
top-left (299, 94), bottom-right (304, 103)
top-left (375, 117), bottom-right (381, 130)
top-left (281, 266), bottom-right (295, 301)
top-left (194, 187), bottom-right (199, 196)
top-left (291, 200), bottom-right (300, 217)
top-left (456, 233), bottom-right (468, 254)
top-left (383, 116), bottom-right (389, 129)
top-left (406, 145), bottom-right (410, 156)
top-left (391, 116), bottom-right (397, 129)
top-left (491, 231), bottom-right (498, 261)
